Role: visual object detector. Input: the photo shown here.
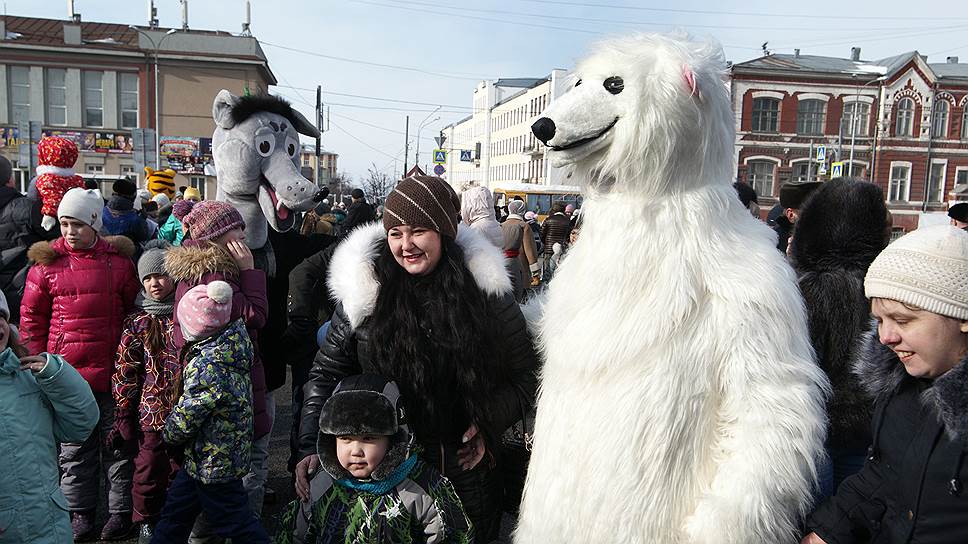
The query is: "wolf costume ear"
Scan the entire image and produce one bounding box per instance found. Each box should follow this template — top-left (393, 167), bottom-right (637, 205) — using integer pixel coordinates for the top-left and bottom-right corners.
top-left (289, 109), bottom-right (320, 138)
top-left (213, 89), bottom-right (241, 129)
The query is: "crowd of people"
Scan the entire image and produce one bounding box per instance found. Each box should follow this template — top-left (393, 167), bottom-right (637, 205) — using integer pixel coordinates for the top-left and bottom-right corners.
top-left (1, 138), bottom-right (968, 544)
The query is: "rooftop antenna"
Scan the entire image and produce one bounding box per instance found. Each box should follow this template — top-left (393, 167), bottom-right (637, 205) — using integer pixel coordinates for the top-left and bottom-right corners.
top-left (147, 0), bottom-right (159, 28)
top-left (240, 0), bottom-right (251, 36)
top-left (67, 0), bottom-right (80, 22)
top-left (180, 0), bottom-right (189, 30)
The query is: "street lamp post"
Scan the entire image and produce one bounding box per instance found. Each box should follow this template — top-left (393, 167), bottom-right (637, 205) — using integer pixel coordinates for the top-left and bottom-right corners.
top-left (129, 26), bottom-right (178, 170)
top-left (848, 74), bottom-right (883, 178)
top-left (414, 106), bottom-right (441, 172)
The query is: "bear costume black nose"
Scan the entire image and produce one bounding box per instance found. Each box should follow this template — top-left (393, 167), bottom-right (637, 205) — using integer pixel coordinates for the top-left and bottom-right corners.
top-left (532, 117), bottom-right (556, 144)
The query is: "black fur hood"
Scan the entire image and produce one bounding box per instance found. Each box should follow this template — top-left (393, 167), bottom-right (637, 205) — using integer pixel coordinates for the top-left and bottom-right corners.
top-left (853, 325), bottom-right (968, 439)
top-left (791, 179), bottom-right (889, 273)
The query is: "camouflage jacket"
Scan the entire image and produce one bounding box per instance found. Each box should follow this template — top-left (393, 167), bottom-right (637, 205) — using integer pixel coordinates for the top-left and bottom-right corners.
top-left (164, 318), bottom-right (253, 483)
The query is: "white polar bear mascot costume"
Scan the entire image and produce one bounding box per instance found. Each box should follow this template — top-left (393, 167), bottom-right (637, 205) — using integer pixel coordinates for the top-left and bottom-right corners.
top-left (514, 33), bottom-right (829, 544)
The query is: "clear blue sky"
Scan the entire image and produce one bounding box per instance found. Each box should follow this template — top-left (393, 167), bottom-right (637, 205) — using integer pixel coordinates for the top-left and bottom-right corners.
top-left (7, 0), bottom-right (968, 182)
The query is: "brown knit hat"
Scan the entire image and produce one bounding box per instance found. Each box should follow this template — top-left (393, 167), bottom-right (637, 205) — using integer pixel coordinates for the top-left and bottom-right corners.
top-left (383, 176), bottom-right (460, 239)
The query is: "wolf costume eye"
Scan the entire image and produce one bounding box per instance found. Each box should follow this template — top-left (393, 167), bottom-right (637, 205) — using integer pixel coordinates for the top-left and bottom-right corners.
top-left (285, 136), bottom-right (299, 158)
top-left (256, 134), bottom-right (275, 157)
top-left (603, 76), bottom-right (624, 95)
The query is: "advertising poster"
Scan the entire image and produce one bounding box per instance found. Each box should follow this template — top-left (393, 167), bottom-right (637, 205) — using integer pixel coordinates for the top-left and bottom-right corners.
top-left (160, 136), bottom-right (213, 175)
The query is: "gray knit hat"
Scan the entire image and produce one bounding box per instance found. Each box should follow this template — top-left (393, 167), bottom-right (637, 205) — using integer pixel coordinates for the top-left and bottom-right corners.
top-left (865, 224), bottom-right (968, 320)
top-left (138, 246), bottom-right (169, 281)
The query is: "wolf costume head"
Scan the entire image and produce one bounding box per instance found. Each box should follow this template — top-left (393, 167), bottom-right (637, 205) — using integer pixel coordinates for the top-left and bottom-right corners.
top-left (211, 90), bottom-right (324, 249)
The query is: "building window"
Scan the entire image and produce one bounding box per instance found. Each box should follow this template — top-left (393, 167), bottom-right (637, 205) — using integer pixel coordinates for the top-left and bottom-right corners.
top-left (9, 66), bottom-right (30, 123)
top-left (86, 164), bottom-right (104, 177)
top-left (841, 102), bottom-right (870, 137)
top-left (751, 98), bottom-right (779, 133)
top-left (956, 168), bottom-right (968, 186)
top-left (927, 162), bottom-right (946, 202)
top-left (46, 68), bottom-right (67, 126)
top-left (747, 160), bottom-right (776, 197)
top-left (797, 99), bottom-right (826, 135)
top-left (119, 73), bottom-right (139, 129)
top-left (932, 100), bottom-right (949, 139)
top-left (895, 98), bottom-right (914, 137)
top-left (120, 165), bottom-right (136, 180)
top-left (792, 162), bottom-right (814, 182)
top-left (190, 176), bottom-right (206, 199)
top-left (83, 71), bottom-right (104, 127)
top-left (888, 163), bottom-right (910, 201)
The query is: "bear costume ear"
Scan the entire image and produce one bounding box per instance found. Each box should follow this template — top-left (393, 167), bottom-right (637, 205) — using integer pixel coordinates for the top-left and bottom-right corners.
top-left (682, 65), bottom-right (702, 101)
top-left (213, 89), bottom-right (241, 129)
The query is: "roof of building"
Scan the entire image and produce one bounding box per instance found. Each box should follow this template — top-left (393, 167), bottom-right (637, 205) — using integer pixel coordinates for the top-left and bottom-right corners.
top-left (734, 49), bottom-right (968, 83)
top-left (494, 77), bottom-right (547, 88)
top-left (1, 15), bottom-right (271, 68)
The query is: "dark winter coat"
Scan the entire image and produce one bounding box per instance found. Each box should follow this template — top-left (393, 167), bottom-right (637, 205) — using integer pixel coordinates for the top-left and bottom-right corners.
top-left (791, 179), bottom-right (889, 450)
top-left (101, 195), bottom-right (150, 245)
top-left (165, 241), bottom-right (270, 438)
top-left (341, 201), bottom-right (376, 236)
top-left (0, 186), bottom-right (50, 324)
top-left (283, 243), bottom-right (340, 377)
top-left (806, 334), bottom-right (968, 544)
top-left (113, 310), bottom-right (181, 431)
top-left (164, 318), bottom-right (253, 484)
top-left (297, 223), bottom-right (538, 461)
top-left (539, 212), bottom-right (571, 257)
top-left (20, 236), bottom-right (140, 392)
top-left (772, 215), bottom-right (793, 253)
top-left (260, 228), bottom-right (334, 392)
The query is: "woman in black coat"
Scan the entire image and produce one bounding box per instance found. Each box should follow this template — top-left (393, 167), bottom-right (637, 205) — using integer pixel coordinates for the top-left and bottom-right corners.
top-left (790, 178), bottom-right (890, 496)
top-left (802, 225), bottom-right (968, 544)
top-left (293, 176), bottom-right (538, 541)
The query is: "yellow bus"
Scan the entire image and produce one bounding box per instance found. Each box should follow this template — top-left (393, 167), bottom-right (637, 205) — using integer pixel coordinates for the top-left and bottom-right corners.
top-left (491, 182), bottom-right (582, 222)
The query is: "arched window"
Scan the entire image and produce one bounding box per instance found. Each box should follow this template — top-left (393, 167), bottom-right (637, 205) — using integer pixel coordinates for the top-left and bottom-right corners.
top-left (932, 100), bottom-right (950, 139)
top-left (895, 98), bottom-right (915, 137)
top-left (962, 108), bottom-right (968, 140)
top-left (797, 99), bottom-right (826, 135)
top-left (751, 98), bottom-right (780, 132)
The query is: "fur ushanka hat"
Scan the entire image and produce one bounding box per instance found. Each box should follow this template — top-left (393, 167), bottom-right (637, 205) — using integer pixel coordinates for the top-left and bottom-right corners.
top-left (316, 374), bottom-right (413, 481)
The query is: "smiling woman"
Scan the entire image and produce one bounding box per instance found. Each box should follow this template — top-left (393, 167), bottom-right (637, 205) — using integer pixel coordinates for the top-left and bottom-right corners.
top-left (295, 175), bottom-right (539, 542)
top-left (804, 224), bottom-right (968, 544)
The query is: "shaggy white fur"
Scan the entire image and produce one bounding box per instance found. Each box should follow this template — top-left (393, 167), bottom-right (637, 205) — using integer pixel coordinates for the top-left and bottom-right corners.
top-left (327, 222), bottom-right (512, 328)
top-left (514, 33), bottom-right (829, 544)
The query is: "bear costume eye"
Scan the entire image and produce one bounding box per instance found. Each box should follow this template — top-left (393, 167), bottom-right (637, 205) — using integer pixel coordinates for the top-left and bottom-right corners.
top-left (256, 135), bottom-right (275, 157)
top-left (604, 76), bottom-right (624, 95)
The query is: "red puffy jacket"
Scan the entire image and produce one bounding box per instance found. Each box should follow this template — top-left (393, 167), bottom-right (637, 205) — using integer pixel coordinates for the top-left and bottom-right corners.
top-left (20, 236), bottom-right (140, 392)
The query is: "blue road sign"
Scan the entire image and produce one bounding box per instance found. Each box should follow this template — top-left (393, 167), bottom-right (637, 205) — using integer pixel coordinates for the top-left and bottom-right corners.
top-left (433, 149), bottom-right (447, 164)
top-left (460, 150), bottom-right (473, 162)
top-left (816, 145), bottom-right (827, 162)
top-left (434, 164), bottom-right (445, 175)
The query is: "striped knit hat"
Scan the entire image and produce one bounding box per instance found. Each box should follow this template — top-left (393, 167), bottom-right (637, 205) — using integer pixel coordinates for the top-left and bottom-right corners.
top-left (382, 176), bottom-right (460, 239)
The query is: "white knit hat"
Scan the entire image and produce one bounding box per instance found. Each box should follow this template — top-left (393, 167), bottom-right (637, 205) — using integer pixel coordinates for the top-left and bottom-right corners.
top-left (57, 187), bottom-right (103, 232)
top-left (865, 224), bottom-right (968, 320)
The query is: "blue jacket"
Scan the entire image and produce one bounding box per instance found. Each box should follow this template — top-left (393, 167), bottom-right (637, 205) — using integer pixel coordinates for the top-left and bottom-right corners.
top-left (0, 350), bottom-right (99, 543)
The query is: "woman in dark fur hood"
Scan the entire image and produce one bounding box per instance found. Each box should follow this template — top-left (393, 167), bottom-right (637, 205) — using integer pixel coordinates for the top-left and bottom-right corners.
top-left (803, 225), bottom-right (968, 544)
top-left (294, 175), bottom-right (539, 542)
top-left (790, 178), bottom-right (890, 496)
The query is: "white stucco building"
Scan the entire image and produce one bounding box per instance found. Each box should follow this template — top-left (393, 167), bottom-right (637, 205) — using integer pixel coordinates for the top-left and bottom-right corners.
top-left (441, 70), bottom-right (572, 190)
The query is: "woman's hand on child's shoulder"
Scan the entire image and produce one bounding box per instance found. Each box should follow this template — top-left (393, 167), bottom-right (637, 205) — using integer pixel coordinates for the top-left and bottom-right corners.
top-left (294, 454), bottom-right (320, 502)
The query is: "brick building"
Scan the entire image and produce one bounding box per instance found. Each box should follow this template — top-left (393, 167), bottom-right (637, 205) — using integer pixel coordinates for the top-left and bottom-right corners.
top-left (731, 47), bottom-right (968, 230)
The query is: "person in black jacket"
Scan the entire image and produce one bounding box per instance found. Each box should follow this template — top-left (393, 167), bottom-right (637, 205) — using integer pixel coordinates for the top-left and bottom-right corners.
top-left (293, 175), bottom-right (538, 543)
top-left (0, 156), bottom-right (52, 323)
top-left (540, 202), bottom-right (571, 259)
top-left (773, 181), bottom-right (822, 254)
top-left (791, 179), bottom-right (891, 498)
top-left (802, 224), bottom-right (968, 544)
top-left (340, 188), bottom-right (375, 236)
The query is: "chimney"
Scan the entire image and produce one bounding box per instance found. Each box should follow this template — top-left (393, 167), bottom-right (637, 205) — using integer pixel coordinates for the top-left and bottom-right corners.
top-left (64, 22), bottom-right (82, 45)
top-left (948, 56), bottom-right (960, 64)
top-left (180, 0), bottom-right (189, 30)
top-left (850, 47), bottom-right (861, 61)
top-left (794, 48), bottom-right (800, 58)
top-left (0, 19), bottom-right (5, 40)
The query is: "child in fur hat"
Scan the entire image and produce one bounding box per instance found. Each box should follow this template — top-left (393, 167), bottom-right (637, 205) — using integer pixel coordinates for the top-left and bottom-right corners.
top-left (276, 374), bottom-right (473, 544)
top-left (19, 187), bottom-right (141, 541)
top-left (153, 281), bottom-right (269, 543)
top-left (109, 242), bottom-right (181, 542)
top-left (35, 136), bottom-right (85, 231)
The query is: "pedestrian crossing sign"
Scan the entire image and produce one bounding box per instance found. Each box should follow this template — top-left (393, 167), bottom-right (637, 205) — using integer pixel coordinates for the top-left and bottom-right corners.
top-left (433, 149), bottom-right (447, 164)
top-left (831, 161), bottom-right (844, 178)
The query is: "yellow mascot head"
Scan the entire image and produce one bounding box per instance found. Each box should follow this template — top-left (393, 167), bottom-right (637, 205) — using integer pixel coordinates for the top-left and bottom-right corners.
top-left (145, 167), bottom-right (177, 199)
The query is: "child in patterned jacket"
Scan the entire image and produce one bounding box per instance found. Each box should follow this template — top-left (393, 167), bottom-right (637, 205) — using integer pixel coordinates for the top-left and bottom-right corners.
top-left (152, 280), bottom-right (269, 543)
top-left (276, 374), bottom-right (473, 544)
top-left (109, 244), bottom-right (180, 543)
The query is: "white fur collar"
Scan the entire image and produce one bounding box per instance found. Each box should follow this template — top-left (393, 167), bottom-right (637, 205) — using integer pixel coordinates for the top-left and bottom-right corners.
top-left (327, 221), bottom-right (511, 329)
